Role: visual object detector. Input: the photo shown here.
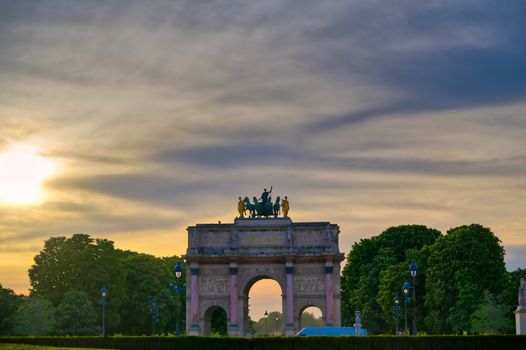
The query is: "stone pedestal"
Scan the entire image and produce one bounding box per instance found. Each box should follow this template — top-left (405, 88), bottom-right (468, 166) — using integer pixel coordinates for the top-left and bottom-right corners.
top-left (188, 325), bottom-right (201, 336)
top-left (228, 324), bottom-right (242, 336)
top-left (515, 307), bottom-right (526, 335)
top-left (284, 324), bottom-right (295, 336)
top-left (515, 278), bottom-right (526, 335)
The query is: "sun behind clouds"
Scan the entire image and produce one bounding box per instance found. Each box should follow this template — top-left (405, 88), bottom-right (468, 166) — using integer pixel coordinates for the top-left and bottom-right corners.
top-left (0, 143), bottom-right (58, 205)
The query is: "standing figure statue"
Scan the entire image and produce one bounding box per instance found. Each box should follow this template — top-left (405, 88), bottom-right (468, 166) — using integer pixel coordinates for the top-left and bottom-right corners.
top-left (257, 187), bottom-right (274, 217)
top-left (281, 196), bottom-right (290, 217)
top-left (260, 186), bottom-right (272, 206)
top-left (237, 197), bottom-right (246, 218)
top-left (273, 196), bottom-right (281, 218)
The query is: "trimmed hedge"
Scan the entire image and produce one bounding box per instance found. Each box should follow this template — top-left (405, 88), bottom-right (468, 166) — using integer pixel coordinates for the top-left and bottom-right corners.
top-left (0, 344), bottom-right (109, 350)
top-left (0, 337), bottom-right (250, 350)
top-left (0, 336), bottom-right (525, 350)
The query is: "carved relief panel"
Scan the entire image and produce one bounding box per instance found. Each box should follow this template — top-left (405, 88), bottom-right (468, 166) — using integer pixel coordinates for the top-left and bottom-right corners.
top-left (200, 277), bottom-right (229, 295)
top-left (294, 276), bottom-right (325, 294)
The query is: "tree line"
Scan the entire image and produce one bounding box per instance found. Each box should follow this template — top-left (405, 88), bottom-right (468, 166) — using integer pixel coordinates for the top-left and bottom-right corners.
top-left (0, 234), bottom-right (185, 335)
top-left (1, 224), bottom-right (525, 335)
top-left (341, 224), bottom-right (526, 334)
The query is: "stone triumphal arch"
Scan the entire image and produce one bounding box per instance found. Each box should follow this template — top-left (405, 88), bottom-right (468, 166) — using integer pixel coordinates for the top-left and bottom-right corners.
top-left (184, 217), bottom-right (344, 335)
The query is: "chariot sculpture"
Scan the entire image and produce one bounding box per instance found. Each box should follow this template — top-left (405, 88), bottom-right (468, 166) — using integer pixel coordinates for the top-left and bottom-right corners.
top-left (237, 186), bottom-right (289, 218)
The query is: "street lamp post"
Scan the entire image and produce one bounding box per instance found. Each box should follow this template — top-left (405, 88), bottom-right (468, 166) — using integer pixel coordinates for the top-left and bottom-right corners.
top-left (393, 295), bottom-right (400, 335)
top-left (410, 261), bottom-right (418, 335)
top-left (100, 286), bottom-right (108, 337)
top-left (169, 261), bottom-right (185, 336)
top-left (402, 281), bottom-right (410, 335)
top-left (264, 310), bottom-right (269, 336)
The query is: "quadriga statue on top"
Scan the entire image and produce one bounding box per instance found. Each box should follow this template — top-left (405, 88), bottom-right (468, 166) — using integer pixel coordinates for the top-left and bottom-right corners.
top-left (237, 186), bottom-right (290, 218)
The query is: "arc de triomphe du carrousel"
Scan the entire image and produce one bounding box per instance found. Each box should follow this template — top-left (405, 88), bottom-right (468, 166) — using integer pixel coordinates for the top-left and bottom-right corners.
top-left (183, 188), bottom-right (344, 336)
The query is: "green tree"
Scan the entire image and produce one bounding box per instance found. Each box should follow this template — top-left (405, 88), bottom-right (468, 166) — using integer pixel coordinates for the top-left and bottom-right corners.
top-left (300, 311), bottom-right (323, 329)
top-left (269, 311), bottom-right (284, 335)
top-left (247, 317), bottom-right (256, 336)
top-left (28, 234), bottom-right (126, 333)
top-left (12, 296), bottom-right (55, 335)
top-left (0, 284), bottom-right (23, 335)
top-left (253, 311), bottom-right (282, 335)
top-left (341, 225), bottom-right (440, 333)
top-left (55, 289), bottom-right (98, 335)
top-left (377, 246), bottom-right (433, 334)
top-left (28, 234), bottom-right (186, 335)
top-left (471, 290), bottom-right (513, 334)
top-left (500, 268), bottom-right (526, 328)
top-left (118, 253), bottom-right (174, 335)
top-left (210, 308), bottom-right (228, 336)
top-left (425, 224), bottom-right (507, 333)
top-left (377, 263), bottom-right (407, 333)
top-left (163, 256), bottom-right (186, 334)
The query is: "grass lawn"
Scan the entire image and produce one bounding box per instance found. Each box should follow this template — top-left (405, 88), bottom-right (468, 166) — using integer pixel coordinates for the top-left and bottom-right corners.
top-left (0, 344), bottom-right (113, 350)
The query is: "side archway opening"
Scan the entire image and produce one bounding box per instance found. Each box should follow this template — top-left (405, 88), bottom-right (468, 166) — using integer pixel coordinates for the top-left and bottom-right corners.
top-left (203, 306), bottom-right (227, 335)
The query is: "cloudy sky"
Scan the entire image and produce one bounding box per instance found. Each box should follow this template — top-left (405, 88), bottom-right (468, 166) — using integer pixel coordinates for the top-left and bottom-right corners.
top-left (1, 0), bottom-right (525, 318)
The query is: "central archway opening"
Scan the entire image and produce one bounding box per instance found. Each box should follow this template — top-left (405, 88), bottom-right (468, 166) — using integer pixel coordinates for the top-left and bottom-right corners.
top-left (299, 306), bottom-right (324, 330)
top-left (245, 278), bottom-right (283, 336)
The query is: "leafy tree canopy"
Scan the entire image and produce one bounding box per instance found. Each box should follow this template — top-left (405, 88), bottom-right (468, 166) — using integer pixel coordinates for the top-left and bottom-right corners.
top-left (55, 289), bottom-right (98, 335)
top-left (471, 291), bottom-right (513, 334)
top-left (253, 311), bottom-right (285, 336)
top-left (341, 225), bottom-right (440, 332)
top-left (210, 308), bottom-right (228, 336)
top-left (12, 296), bottom-right (55, 335)
top-left (118, 253), bottom-right (175, 335)
top-left (28, 234), bottom-right (125, 307)
top-left (300, 310), bottom-right (323, 329)
top-left (26, 234), bottom-right (185, 335)
top-left (425, 224), bottom-right (507, 333)
top-left (0, 284), bottom-right (23, 335)
top-left (501, 268), bottom-right (526, 320)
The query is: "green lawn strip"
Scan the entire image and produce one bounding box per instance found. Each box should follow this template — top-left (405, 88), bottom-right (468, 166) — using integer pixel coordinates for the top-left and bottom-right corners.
top-left (0, 344), bottom-right (112, 350)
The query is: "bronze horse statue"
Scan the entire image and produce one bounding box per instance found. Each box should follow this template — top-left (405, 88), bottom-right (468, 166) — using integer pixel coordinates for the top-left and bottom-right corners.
top-left (243, 196), bottom-right (278, 218)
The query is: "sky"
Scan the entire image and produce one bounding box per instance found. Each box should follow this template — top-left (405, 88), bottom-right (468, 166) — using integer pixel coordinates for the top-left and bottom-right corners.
top-left (0, 0), bottom-right (525, 320)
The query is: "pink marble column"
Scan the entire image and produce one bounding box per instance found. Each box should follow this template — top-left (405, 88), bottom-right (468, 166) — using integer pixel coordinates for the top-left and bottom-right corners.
top-left (229, 264), bottom-right (238, 326)
top-left (325, 261), bottom-right (334, 326)
top-left (190, 265), bottom-right (200, 327)
top-left (285, 263), bottom-right (294, 328)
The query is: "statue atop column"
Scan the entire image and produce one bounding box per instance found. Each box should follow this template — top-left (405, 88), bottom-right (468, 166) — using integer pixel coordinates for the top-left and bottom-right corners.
top-left (237, 187), bottom-right (290, 218)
